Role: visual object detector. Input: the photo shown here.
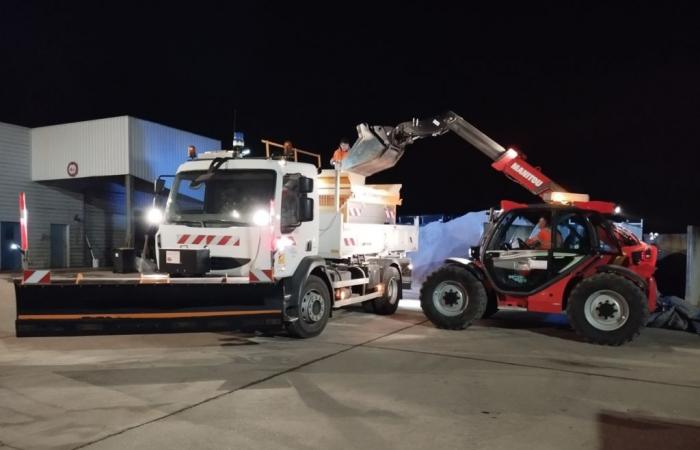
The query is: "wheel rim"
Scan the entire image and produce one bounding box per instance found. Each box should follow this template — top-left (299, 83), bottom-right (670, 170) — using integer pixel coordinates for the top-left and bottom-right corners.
top-left (301, 289), bottom-right (325, 324)
top-left (584, 289), bottom-right (630, 331)
top-left (387, 277), bottom-right (399, 304)
top-left (432, 281), bottom-right (468, 317)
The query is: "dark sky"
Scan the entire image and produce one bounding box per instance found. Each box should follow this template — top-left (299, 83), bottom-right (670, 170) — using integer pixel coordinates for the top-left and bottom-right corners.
top-left (1, 2), bottom-right (697, 232)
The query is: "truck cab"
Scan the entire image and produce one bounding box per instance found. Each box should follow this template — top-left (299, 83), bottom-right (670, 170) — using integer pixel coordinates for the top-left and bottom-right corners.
top-left (156, 152), bottom-right (317, 280)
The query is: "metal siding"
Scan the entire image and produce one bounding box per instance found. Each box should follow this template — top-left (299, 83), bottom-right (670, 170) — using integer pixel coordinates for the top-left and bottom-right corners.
top-left (83, 180), bottom-right (153, 266)
top-left (0, 122), bottom-right (86, 269)
top-left (129, 117), bottom-right (220, 182)
top-left (31, 117), bottom-right (129, 180)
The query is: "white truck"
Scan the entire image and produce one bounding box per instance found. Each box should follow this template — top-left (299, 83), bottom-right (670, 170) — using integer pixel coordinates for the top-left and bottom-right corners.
top-left (14, 131), bottom-right (418, 337)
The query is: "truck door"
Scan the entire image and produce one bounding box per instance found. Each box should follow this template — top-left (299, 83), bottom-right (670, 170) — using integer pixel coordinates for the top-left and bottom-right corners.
top-left (483, 209), bottom-right (553, 293)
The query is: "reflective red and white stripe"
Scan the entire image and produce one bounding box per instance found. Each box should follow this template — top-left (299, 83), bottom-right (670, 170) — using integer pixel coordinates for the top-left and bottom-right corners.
top-left (348, 207), bottom-right (362, 216)
top-left (385, 208), bottom-right (395, 220)
top-left (343, 237), bottom-right (356, 246)
top-left (176, 235), bottom-right (240, 246)
top-left (249, 269), bottom-right (273, 283)
top-left (19, 192), bottom-right (28, 251)
top-left (23, 270), bottom-right (50, 284)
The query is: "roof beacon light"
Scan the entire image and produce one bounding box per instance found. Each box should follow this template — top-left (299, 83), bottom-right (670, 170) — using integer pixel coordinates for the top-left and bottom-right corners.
top-left (233, 132), bottom-right (245, 147)
top-left (614, 206), bottom-right (622, 215)
top-left (543, 191), bottom-right (590, 205)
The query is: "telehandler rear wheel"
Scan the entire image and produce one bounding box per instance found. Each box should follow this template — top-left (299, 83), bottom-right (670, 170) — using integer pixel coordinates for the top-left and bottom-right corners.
top-left (286, 275), bottom-right (331, 338)
top-left (420, 265), bottom-right (487, 329)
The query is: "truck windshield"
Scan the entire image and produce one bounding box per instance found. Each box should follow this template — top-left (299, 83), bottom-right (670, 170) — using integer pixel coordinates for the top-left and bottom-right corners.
top-left (165, 169), bottom-right (276, 226)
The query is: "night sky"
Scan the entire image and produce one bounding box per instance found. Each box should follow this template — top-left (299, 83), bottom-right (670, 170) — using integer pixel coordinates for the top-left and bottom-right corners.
top-left (1, 2), bottom-right (697, 232)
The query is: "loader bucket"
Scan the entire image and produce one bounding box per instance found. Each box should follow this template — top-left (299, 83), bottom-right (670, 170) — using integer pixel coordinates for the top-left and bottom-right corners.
top-left (340, 124), bottom-right (406, 176)
top-left (14, 280), bottom-right (284, 337)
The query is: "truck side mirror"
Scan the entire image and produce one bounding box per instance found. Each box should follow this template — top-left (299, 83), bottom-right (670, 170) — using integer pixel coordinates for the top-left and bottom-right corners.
top-left (299, 176), bottom-right (313, 194)
top-left (469, 246), bottom-right (480, 259)
top-left (154, 179), bottom-right (166, 194)
top-left (299, 198), bottom-right (314, 222)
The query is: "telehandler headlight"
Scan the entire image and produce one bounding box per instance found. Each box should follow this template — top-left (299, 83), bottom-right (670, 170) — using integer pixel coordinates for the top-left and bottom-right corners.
top-left (146, 208), bottom-right (163, 224)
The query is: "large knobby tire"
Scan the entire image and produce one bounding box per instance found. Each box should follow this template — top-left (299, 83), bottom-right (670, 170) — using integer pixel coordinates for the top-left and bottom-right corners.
top-left (420, 265), bottom-right (488, 330)
top-left (369, 266), bottom-right (401, 315)
top-left (566, 272), bottom-right (648, 346)
top-left (285, 275), bottom-right (331, 338)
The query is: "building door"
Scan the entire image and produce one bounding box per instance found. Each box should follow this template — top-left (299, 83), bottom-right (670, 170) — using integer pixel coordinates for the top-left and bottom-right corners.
top-left (1, 222), bottom-right (22, 270)
top-left (50, 224), bottom-right (70, 268)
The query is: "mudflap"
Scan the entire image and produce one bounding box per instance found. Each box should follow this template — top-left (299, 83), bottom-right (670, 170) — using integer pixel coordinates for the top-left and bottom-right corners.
top-left (14, 281), bottom-right (284, 337)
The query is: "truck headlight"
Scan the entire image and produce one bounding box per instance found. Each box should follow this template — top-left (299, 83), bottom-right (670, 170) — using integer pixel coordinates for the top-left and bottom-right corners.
top-left (146, 208), bottom-right (163, 224)
top-left (252, 209), bottom-right (271, 226)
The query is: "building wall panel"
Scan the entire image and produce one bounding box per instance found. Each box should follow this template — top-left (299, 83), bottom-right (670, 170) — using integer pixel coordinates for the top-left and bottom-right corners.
top-left (31, 117), bottom-right (129, 181)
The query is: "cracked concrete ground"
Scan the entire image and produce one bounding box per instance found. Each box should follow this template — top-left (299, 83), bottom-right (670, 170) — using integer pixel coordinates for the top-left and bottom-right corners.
top-left (1, 279), bottom-right (699, 450)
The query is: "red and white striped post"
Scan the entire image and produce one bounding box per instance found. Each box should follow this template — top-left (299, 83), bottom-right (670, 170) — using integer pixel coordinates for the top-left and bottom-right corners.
top-left (18, 192), bottom-right (29, 269)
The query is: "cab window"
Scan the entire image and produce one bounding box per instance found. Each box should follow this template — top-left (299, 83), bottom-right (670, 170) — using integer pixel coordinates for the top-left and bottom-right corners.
top-left (281, 174), bottom-right (301, 233)
top-left (553, 213), bottom-right (591, 253)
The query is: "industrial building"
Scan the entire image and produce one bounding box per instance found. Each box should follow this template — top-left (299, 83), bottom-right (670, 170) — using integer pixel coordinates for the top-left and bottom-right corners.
top-left (0, 117), bottom-right (219, 270)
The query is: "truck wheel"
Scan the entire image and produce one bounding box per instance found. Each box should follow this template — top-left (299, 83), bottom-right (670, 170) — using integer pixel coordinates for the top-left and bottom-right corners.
top-left (285, 275), bottom-right (331, 338)
top-left (566, 273), bottom-right (648, 346)
top-left (370, 266), bottom-right (401, 315)
top-left (420, 265), bottom-right (487, 330)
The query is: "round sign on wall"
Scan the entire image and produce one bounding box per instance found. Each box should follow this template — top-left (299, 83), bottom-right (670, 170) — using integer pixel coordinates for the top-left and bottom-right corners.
top-left (67, 161), bottom-right (79, 177)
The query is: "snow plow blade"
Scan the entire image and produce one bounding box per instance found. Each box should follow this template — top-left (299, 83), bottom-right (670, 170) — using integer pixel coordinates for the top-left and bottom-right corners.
top-left (14, 280), bottom-right (284, 337)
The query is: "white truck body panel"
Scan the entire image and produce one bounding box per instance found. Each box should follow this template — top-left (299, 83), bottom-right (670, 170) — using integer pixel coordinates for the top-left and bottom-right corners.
top-left (318, 211), bottom-right (418, 258)
top-left (156, 154), bottom-right (415, 282)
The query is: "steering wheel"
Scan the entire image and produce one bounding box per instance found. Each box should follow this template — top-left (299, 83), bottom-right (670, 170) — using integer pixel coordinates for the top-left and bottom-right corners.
top-left (516, 237), bottom-right (530, 249)
top-left (502, 237), bottom-right (530, 250)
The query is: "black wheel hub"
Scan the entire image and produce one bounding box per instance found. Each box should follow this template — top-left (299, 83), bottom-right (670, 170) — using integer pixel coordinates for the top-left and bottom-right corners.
top-left (443, 291), bottom-right (461, 307)
top-left (596, 301), bottom-right (618, 320)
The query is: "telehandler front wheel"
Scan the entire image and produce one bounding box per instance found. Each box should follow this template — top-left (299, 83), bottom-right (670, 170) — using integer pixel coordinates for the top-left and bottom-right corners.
top-left (420, 265), bottom-right (487, 330)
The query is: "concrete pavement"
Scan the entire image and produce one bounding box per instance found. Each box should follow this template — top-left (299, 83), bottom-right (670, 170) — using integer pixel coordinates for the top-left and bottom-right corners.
top-left (1, 279), bottom-right (699, 449)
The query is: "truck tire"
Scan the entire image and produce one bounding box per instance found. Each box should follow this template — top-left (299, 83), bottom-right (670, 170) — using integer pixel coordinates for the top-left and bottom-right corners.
top-left (420, 265), bottom-right (487, 330)
top-left (370, 266), bottom-right (401, 315)
top-left (285, 275), bottom-right (331, 338)
top-left (566, 273), bottom-right (648, 346)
